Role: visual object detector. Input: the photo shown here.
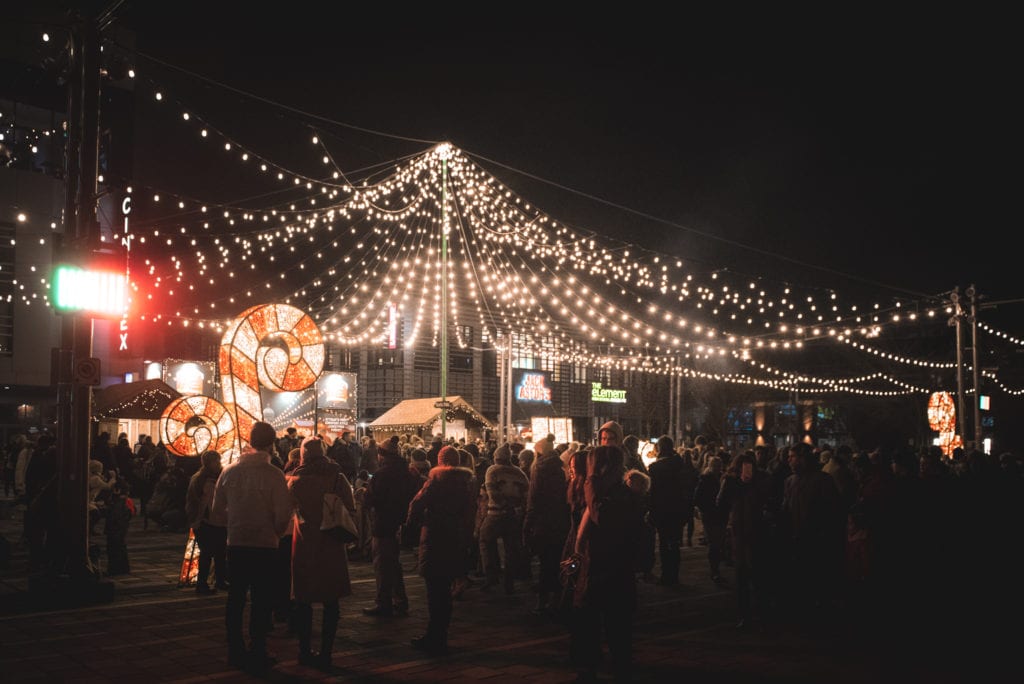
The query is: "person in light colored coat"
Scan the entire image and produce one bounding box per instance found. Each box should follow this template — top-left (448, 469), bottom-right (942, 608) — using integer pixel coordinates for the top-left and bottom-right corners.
top-left (211, 421), bottom-right (293, 673)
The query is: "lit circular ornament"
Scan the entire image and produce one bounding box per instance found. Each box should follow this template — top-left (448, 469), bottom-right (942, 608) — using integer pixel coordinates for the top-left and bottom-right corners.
top-left (938, 431), bottom-right (964, 457)
top-left (927, 391), bottom-right (957, 433)
top-left (160, 395), bottom-right (237, 460)
top-left (220, 303), bottom-right (324, 453)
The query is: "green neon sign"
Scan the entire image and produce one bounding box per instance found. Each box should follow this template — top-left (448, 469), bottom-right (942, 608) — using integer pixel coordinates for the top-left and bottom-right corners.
top-left (591, 382), bottom-right (627, 404)
top-left (53, 265), bottom-right (127, 317)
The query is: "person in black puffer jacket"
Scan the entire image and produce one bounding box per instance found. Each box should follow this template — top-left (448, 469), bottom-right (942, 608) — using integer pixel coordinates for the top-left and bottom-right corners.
top-left (362, 436), bottom-right (424, 617)
top-left (647, 435), bottom-right (696, 586)
top-left (406, 446), bottom-right (477, 655)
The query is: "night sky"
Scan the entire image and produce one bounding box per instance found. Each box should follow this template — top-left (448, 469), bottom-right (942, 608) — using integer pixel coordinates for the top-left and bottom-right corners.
top-left (95, 6), bottom-right (1018, 309)
top-left (8, 5), bottom-right (1020, 312)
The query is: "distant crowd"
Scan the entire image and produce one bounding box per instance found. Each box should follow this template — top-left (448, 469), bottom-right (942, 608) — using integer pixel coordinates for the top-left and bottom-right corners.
top-left (4, 426), bottom-right (1023, 680)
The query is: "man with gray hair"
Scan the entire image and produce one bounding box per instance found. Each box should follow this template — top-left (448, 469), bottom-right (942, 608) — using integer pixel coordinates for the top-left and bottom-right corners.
top-left (212, 421), bottom-right (294, 673)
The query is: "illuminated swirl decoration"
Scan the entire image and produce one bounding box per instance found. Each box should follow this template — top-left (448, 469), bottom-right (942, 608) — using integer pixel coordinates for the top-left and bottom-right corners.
top-left (219, 303), bottom-right (324, 453)
top-left (927, 391), bottom-right (956, 433)
top-left (160, 395), bottom-right (238, 460)
top-left (927, 391), bottom-right (962, 456)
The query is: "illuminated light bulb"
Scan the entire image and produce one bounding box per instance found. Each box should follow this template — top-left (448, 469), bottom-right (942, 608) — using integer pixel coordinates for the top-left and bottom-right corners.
top-left (155, 92), bottom-right (162, 100)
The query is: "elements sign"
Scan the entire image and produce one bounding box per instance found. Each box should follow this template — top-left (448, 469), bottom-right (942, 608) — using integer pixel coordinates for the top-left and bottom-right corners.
top-left (591, 382), bottom-right (626, 404)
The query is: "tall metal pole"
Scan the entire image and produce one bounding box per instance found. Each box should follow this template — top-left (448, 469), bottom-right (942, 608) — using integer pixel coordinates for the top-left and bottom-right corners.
top-left (312, 377), bottom-right (319, 437)
top-left (950, 288), bottom-right (967, 449)
top-left (668, 368), bottom-right (675, 442)
top-left (440, 155), bottom-right (448, 442)
top-left (968, 285), bottom-right (982, 450)
top-left (506, 342), bottom-right (514, 442)
top-left (676, 359), bottom-right (683, 445)
top-left (497, 343), bottom-right (506, 443)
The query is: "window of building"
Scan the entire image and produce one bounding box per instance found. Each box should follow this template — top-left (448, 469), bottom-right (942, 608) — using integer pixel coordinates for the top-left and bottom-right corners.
top-left (414, 345), bottom-right (439, 371)
top-left (373, 349), bottom-right (403, 368)
top-left (450, 349), bottom-right (472, 372)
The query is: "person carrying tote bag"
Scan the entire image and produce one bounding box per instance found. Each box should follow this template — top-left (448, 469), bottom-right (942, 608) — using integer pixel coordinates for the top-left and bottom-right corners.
top-left (288, 437), bottom-right (356, 670)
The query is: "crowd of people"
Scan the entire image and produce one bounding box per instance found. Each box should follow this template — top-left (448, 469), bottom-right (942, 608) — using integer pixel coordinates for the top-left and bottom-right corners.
top-left (5, 423), bottom-right (1024, 681)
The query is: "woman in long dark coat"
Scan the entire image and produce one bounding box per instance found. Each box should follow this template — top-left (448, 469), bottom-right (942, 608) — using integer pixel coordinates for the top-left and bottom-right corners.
top-left (569, 445), bottom-right (644, 682)
top-left (717, 450), bottom-right (772, 628)
top-left (288, 437), bottom-right (355, 670)
top-left (524, 445), bottom-right (570, 614)
top-left (406, 445), bottom-right (477, 655)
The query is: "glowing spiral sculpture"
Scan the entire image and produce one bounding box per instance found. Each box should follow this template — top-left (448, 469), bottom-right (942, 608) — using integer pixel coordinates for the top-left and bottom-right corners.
top-left (927, 391), bottom-right (962, 456)
top-left (160, 395), bottom-right (237, 459)
top-left (219, 303), bottom-right (325, 455)
top-left (166, 303), bottom-right (325, 586)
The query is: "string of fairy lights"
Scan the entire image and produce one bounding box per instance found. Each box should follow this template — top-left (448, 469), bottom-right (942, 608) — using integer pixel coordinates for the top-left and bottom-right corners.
top-left (9, 64), bottom-right (1024, 399)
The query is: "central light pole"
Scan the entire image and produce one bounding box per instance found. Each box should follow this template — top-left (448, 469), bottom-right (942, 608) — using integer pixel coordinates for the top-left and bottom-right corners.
top-left (439, 147), bottom-right (449, 442)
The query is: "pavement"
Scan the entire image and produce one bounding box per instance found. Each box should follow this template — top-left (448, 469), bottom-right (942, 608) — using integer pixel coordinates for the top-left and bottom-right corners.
top-left (0, 495), bottom-right (1009, 683)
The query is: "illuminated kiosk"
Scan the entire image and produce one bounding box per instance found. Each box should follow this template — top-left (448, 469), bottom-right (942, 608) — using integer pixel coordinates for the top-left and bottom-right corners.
top-left (368, 396), bottom-right (493, 444)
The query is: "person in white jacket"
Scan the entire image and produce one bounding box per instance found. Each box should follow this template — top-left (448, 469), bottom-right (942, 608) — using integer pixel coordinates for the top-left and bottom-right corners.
top-left (211, 422), bottom-right (294, 674)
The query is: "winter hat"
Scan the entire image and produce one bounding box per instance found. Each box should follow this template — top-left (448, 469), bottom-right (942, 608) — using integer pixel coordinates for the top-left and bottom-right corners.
top-left (438, 445), bottom-right (461, 467)
top-left (493, 443), bottom-right (512, 465)
top-left (598, 421), bottom-right (624, 446)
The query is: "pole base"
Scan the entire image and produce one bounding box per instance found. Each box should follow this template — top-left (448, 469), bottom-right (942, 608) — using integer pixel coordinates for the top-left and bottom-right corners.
top-left (28, 571), bottom-right (115, 608)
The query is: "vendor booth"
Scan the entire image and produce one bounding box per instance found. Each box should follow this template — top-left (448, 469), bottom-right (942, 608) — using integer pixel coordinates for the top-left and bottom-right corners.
top-left (369, 395), bottom-right (493, 444)
top-left (93, 378), bottom-right (182, 445)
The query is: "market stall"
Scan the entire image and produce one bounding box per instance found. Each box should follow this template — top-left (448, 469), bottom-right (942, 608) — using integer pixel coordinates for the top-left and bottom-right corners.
top-left (368, 395), bottom-right (492, 444)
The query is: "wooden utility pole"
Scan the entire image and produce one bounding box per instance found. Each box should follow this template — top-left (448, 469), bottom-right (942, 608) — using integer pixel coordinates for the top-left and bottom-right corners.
top-left (44, 9), bottom-right (114, 603)
top-left (968, 285), bottom-right (982, 449)
top-left (949, 287), bottom-right (968, 449)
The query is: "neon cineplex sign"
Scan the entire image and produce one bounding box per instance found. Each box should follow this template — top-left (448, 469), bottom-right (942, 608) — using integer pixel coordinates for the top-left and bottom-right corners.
top-left (53, 265), bottom-right (128, 317)
top-left (591, 382), bottom-right (627, 404)
top-left (516, 372), bottom-right (552, 403)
